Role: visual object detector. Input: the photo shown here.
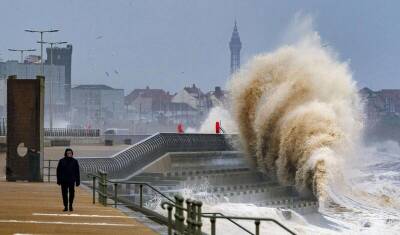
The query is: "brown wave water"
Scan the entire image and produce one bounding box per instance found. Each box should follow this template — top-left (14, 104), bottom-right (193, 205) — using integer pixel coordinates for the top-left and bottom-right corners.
top-left (229, 39), bottom-right (363, 199)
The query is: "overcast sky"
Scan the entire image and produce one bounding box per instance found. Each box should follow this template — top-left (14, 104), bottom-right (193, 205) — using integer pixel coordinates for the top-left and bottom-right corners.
top-left (1, 1), bottom-right (399, 93)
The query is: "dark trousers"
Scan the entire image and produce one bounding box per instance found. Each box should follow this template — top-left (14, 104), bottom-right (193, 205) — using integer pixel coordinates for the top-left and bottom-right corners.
top-left (61, 183), bottom-right (75, 208)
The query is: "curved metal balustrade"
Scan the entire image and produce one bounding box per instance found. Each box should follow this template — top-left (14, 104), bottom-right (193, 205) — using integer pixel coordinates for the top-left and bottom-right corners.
top-left (77, 133), bottom-right (239, 180)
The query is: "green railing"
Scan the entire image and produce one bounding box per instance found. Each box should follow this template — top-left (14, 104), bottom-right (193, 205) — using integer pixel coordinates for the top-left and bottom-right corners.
top-left (87, 171), bottom-right (297, 235)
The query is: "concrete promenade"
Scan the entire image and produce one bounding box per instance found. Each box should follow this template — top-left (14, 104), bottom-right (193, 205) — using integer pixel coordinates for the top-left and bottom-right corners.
top-left (0, 181), bottom-right (157, 235)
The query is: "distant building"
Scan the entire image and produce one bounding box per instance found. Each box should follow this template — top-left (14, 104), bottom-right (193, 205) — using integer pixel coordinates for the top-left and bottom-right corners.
top-left (360, 87), bottom-right (400, 124)
top-left (24, 55), bottom-right (41, 64)
top-left (172, 84), bottom-right (210, 115)
top-left (125, 86), bottom-right (173, 120)
top-left (0, 60), bottom-right (66, 124)
top-left (71, 84), bottom-right (124, 128)
top-left (124, 86), bottom-right (202, 132)
top-left (46, 44), bottom-right (73, 111)
top-left (229, 20), bottom-right (242, 74)
top-left (206, 86), bottom-right (229, 107)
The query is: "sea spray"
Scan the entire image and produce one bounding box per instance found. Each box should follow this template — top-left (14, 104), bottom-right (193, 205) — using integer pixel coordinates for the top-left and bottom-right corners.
top-left (196, 106), bottom-right (238, 133)
top-left (229, 36), bottom-right (362, 199)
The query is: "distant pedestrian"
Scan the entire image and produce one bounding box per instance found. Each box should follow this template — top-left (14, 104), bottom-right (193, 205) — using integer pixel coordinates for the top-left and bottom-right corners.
top-left (56, 148), bottom-right (80, 212)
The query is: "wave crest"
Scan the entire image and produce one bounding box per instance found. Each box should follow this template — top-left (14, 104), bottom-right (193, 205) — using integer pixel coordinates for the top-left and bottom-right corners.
top-left (229, 39), bottom-right (362, 198)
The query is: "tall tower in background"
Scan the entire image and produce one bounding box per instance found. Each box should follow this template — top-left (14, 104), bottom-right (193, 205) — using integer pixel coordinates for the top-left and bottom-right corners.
top-left (46, 44), bottom-right (72, 111)
top-left (229, 20), bottom-right (242, 74)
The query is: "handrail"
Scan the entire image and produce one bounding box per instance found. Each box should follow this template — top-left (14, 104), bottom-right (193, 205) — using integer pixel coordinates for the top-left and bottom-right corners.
top-left (161, 201), bottom-right (296, 235)
top-left (87, 172), bottom-right (294, 235)
top-left (202, 213), bottom-right (253, 235)
top-left (116, 180), bottom-right (175, 204)
top-left (87, 173), bottom-right (174, 204)
top-left (201, 214), bottom-right (296, 235)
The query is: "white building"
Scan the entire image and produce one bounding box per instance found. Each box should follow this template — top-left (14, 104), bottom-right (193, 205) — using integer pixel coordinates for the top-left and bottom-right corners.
top-left (71, 85), bottom-right (124, 129)
top-left (0, 60), bottom-right (66, 124)
top-left (172, 84), bottom-right (210, 115)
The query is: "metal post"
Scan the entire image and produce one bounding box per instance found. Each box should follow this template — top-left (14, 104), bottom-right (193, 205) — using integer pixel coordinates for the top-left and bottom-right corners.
top-left (186, 199), bottom-right (193, 234)
top-left (167, 205), bottom-right (173, 235)
top-left (103, 172), bottom-right (108, 205)
top-left (8, 49), bottom-right (36, 64)
top-left (98, 170), bottom-right (107, 206)
top-left (92, 176), bottom-right (96, 204)
top-left (174, 195), bottom-right (184, 235)
top-left (99, 172), bottom-right (103, 205)
top-left (139, 184), bottom-right (143, 208)
top-left (40, 32), bottom-right (43, 75)
top-left (210, 216), bottom-right (216, 235)
top-left (114, 183), bottom-right (118, 208)
top-left (255, 220), bottom-right (260, 235)
top-left (195, 200), bottom-right (202, 235)
top-left (47, 160), bottom-right (51, 182)
top-left (49, 43), bottom-right (53, 130)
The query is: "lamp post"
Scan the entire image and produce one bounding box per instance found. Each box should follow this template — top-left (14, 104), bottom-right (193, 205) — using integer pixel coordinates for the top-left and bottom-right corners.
top-left (36, 41), bottom-right (67, 130)
top-left (24, 29), bottom-right (59, 75)
top-left (7, 49), bottom-right (36, 63)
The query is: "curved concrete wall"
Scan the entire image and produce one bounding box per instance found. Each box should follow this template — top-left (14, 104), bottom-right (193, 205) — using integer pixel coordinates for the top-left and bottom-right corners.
top-left (77, 133), bottom-right (238, 180)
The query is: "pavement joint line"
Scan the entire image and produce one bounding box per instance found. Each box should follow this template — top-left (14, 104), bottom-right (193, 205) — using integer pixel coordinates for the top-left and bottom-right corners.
top-left (13, 233), bottom-right (40, 235)
top-left (0, 219), bottom-right (138, 227)
top-left (32, 213), bottom-right (135, 218)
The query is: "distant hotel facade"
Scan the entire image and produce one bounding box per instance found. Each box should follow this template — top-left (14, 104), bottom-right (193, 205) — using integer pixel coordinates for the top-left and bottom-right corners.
top-left (0, 60), bottom-right (66, 124)
top-left (71, 84), bottom-right (124, 128)
top-left (360, 88), bottom-right (400, 124)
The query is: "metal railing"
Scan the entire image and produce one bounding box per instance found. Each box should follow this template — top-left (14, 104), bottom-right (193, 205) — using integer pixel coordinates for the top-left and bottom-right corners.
top-left (78, 133), bottom-right (239, 180)
top-left (200, 214), bottom-right (296, 235)
top-left (43, 159), bottom-right (58, 182)
top-left (87, 171), bottom-right (296, 235)
top-left (44, 128), bottom-right (100, 137)
top-left (0, 126), bottom-right (100, 137)
top-left (88, 171), bottom-right (174, 208)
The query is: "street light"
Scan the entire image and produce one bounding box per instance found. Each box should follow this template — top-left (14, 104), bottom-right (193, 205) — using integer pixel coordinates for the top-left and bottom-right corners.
top-left (36, 41), bottom-right (67, 130)
top-left (24, 29), bottom-right (59, 75)
top-left (8, 48), bottom-right (37, 63)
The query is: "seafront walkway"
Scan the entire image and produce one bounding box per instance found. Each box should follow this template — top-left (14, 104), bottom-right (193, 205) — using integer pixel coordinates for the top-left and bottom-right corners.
top-left (0, 181), bottom-right (157, 235)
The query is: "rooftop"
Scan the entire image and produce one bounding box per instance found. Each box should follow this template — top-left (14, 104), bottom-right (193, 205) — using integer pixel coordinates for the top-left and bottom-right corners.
top-left (73, 84), bottom-right (119, 90)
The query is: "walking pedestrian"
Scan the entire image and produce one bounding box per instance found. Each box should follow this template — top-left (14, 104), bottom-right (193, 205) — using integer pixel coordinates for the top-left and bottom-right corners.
top-left (56, 148), bottom-right (80, 212)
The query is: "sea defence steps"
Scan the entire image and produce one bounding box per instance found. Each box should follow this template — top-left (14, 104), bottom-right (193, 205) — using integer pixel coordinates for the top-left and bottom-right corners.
top-left (77, 133), bottom-right (318, 214)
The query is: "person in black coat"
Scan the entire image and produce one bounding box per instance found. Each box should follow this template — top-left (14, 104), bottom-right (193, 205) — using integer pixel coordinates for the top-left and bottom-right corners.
top-left (57, 148), bottom-right (80, 211)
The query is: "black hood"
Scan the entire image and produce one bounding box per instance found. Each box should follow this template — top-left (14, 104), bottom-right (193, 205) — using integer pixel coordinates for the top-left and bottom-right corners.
top-left (64, 148), bottom-right (74, 157)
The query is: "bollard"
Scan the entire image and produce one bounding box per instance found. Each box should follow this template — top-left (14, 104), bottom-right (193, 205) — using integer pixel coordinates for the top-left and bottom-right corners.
top-left (255, 220), bottom-right (260, 235)
top-left (174, 195), bottom-right (185, 235)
